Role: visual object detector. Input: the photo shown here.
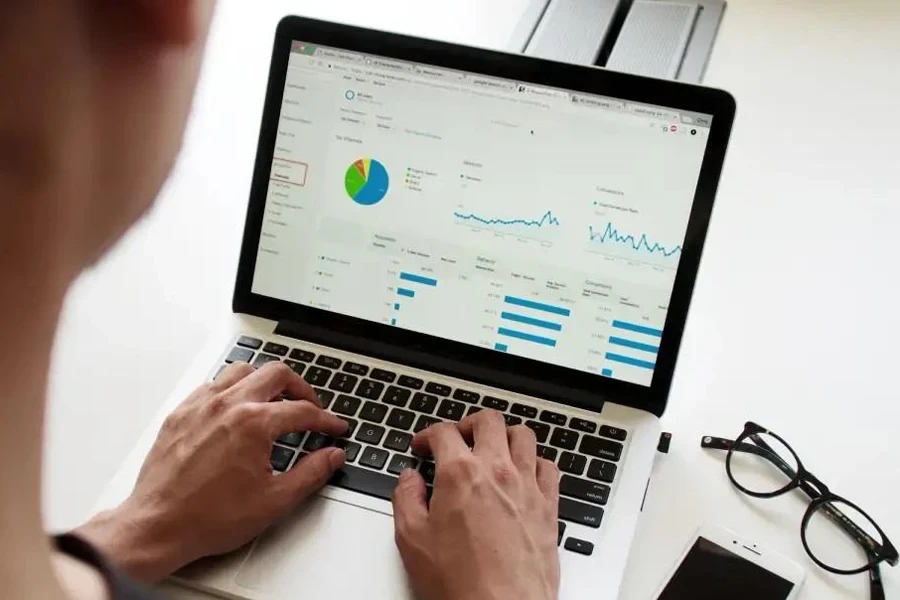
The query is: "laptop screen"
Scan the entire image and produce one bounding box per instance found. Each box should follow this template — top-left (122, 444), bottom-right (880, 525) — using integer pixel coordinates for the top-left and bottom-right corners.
top-left (250, 40), bottom-right (713, 388)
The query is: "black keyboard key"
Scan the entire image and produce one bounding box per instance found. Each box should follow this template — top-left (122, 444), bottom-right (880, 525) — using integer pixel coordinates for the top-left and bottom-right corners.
top-left (419, 461), bottom-right (436, 484)
top-left (332, 395), bottom-right (361, 416)
top-left (564, 538), bottom-right (595, 555)
top-left (304, 366), bottom-right (332, 386)
top-left (236, 336), bottom-right (262, 350)
top-left (537, 445), bottom-right (558, 461)
top-left (263, 342), bottom-right (289, 356)
top-left (387, 454), bottom-right (419, 475)
top-left (283, 359), bottom-right (305, 376)
top-left (384, 430), bottom-right (413, 452)
top-left (385, 408), bottom-right (415, 430)
top-left (579, 435), bottom-right (624, 462)
top-left (277, 432), bottom-right (303, 448)
top-left (599, 425), bottom-right (627, 441)
top-left (370, 368), bottom-right (397, 383)
top-left (414, 415), bottom-right (440, 433)
top-left (356, 424), bottom-right (386, 445)
top-left (540, 410), bottom-right (567, 426)
top-left (467, 406), bottom-right (482, 416)
top-left (225, 347), bottom-right (254, 364)
top-left (289, 348), bottom-right (315, 362)
top-left (329, 373), bottom-right (359, 393)
top-left (409, 392), bottom-right (438, 413)
top-left (252, 354), bottom-right (281, 368)
top-left (344, 362), bottom-right (369, 376)
top-left (525, 420), bottom-right (550, 443)
top-left (559, 498), bottom-right (603, 528)
top-left (550, 428), bottom-right (579, 450)
top-left (482, 396), bottom-right (509, 411)
top-left (359, 401), bottom-right (388, 423)
top-left (358, 446), bottom-right (389, 470)
top-left (270, 446), bottom-right (295, 472)
top-left (384, 386), bottom-right (412, 407)
top-left (558, 521), bottom-right (566, 545)
top-left (314, 388), bottom-right (334, 409)
top-left (511, 403), bottom-right (538, 418)
top-left (587, 459), bottom-right (617, 483)
top-left (334, 439), bottom-right (361, 462)
top-left (436, 399), bottom-right (465, 421)
top-left (316, 355), bottom-right (342, 368)
top-left (303, 432), bottom-right (333, 452)
top-left (425, 382), bottom-right (452, 396)
top-left (569, 418), bottom-right (597, 434)
top-left (560, 475), bottom-right (610, 505)
top-left (453, 389), bottom-right (480, 404)
top-left (329, 463), bottom-right (398, 500)
top-left (504, 414), bottom-right (523, 426)
top-left (558, 452), bottom-right (587, 475)
top-left (397, 375), bottom-right (424, 390)
top-left (356, 379), bottom-right (385, 400)
top-left (338, 417), bottom-right (358, 438)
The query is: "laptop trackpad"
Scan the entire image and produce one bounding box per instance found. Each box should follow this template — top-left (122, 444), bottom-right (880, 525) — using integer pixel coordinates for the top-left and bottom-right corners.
top-left (235, 494), bottom-right (411, 599)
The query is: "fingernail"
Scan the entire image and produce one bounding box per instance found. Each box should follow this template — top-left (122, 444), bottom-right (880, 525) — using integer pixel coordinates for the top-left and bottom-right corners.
top-left (399, 468), bottom-right (413, 480)
top-left (328, 447), bottom-right (346, 469)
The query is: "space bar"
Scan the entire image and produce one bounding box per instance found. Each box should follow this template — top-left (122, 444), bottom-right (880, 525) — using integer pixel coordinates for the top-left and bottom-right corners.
top-left (329, 464), bottom-right (399, 501)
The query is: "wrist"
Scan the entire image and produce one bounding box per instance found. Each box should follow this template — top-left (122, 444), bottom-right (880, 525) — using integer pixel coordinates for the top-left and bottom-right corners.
top-left (73, 496), bottom-right (188, 583)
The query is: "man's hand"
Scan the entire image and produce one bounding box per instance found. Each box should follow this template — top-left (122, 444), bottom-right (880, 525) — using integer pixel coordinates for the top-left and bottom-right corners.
top-left (75, 361), bottom-right (348, 582)
top-left (392, 410), bottom-right (560, 600)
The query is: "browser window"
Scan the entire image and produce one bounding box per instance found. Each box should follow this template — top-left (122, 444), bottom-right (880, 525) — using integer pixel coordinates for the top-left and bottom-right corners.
top-left (251, 42), bottom-right (712, 386)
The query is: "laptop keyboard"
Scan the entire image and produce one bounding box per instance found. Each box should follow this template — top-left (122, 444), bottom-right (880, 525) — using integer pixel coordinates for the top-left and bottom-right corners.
top-left (218, 335), bottom-right (629, 556)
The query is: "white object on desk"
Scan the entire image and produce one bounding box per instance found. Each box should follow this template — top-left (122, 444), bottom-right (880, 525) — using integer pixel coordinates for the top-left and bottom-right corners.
top-left (45, 0), bottom-right (900, 599)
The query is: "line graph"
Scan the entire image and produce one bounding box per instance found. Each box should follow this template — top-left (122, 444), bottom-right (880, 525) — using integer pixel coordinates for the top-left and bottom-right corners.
top-left (453, 210), bottom-right (561, 228)
top-left (588, 223), bottom-right (682, 258)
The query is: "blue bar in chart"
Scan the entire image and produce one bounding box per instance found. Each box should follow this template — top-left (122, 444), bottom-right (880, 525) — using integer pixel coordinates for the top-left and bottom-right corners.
top-left (611, 320), bottom-right (662, 337)
top-left (494, 343), bottom-right (508, 352)
top-left (498, 327), bottom-right (557, 347)
top-left (397, 288), bottom-right (415, 298)
top-left (605, 353), bottom-right (655, 370)
top-left (609, 336), bottom-right (659, 353)
top-left (601, 368), bottom-right (613, 377)
top-left (400, 272), bottom-right (438, 286)
top-left (500, 312), bottom-right (563, 331)
top-left (504, 295), bottom-right (571, 317)
top-left (394, 303), bottom-right (400, 311)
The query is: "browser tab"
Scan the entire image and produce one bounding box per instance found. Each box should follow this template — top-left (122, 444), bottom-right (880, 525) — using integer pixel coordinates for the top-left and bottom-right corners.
top-left (470, 77), bottom-right (517, 92)
top-left (571, 94), bottom-right (627, 112)
top-left (516, 84), bottom-right (569, 101)
top-left (315, 48), bottom-right (363, 63)
top-left (629, 104), bottom-right (679, 121)
top-left (367, 57), bottom-right (413, 72)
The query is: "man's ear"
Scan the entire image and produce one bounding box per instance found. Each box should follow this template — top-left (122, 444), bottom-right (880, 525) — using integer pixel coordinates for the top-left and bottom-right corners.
top-left (137, 0), bottom-right (207, 46)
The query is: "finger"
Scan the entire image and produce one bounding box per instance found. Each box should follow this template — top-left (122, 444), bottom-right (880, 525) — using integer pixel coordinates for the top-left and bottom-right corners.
top-left (411, 422), bottom-right (469, 462)
top-left (209, 361), bottom-right (255, 391)
top-left (507, 425), bottom-right (537, 473)
top-left (276, 447), bottom-right (345, 504)
top-left (392, 469), bottom-right (429, 535)
top-left (456, 409), bottom-right (510, 460)
top-left (232, 361), bottom-right (320, 405)
top-left (536, 457), bottom-right (560, 501)
top-left (262, 401), bottom-right (348, 440)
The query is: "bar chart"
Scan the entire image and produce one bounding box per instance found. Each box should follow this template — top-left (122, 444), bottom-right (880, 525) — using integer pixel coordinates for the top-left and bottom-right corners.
top-left (393, 271), bottom-right (439, 327)
top-left (496, 295), bottom-right (571, 353)
top-left (603, 320), bottom-right (661, 372)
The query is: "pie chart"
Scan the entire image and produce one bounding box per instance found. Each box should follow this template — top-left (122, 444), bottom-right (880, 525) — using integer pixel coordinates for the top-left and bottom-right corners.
top-left (345, 158), bottom-right (389, 206)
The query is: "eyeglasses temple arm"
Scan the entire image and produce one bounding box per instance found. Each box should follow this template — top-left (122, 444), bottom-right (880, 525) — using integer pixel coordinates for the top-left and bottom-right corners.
top-left (870, 564), bottom-right (885, 600)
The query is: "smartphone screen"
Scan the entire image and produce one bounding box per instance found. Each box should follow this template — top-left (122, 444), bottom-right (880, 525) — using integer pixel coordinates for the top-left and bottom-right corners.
top-left (658, 537), bottom-right (796, 600)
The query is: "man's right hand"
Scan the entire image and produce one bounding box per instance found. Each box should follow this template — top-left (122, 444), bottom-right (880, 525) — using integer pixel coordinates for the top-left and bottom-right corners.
top-left (392, 410), bottom-right (561, 600)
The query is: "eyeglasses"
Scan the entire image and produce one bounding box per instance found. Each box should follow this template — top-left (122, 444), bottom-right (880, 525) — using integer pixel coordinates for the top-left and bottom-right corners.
top-left (702, 422), bottom-right (897, 600)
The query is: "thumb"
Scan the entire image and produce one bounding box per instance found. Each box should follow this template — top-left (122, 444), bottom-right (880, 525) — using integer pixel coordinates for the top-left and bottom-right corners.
top-left (277, 447), bottom-right (345, 504)
top-left (392, 469), bottom-right (428, 535)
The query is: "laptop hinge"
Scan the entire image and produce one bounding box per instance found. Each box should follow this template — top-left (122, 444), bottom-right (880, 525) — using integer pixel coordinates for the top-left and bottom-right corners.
top-left (274, 319), bottom-right (607, 414)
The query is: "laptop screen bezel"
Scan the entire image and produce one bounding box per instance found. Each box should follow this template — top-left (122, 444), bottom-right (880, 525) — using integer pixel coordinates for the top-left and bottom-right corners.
top-left (233, 16), bottom-right (735, 418)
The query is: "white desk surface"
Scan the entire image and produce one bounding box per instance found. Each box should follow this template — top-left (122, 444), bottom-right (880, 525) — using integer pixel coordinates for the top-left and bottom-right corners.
top-left (44, 0), bottom-right (900, 598)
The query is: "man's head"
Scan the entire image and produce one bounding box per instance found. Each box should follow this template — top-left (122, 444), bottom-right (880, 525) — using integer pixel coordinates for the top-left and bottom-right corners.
top-left (0, 1), bottom-right (215, 282)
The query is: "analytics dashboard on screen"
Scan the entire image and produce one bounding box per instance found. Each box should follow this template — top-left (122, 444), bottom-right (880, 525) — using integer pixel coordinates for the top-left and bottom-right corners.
top-left (251, 41), bottom-right (713, 387)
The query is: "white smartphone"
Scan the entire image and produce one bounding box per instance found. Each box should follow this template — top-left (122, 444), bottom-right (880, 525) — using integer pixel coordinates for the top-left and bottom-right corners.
top-left (654, 525), bottom-right (806, 600)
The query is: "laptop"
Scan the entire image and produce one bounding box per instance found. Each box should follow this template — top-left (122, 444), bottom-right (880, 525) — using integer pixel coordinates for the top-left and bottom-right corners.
top-left (169, 15), bottom-right (735, 600)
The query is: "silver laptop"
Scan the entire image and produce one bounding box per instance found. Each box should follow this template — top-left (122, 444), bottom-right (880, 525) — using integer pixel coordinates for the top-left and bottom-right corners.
top-left (173, 16), bottom-right (735, 600)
